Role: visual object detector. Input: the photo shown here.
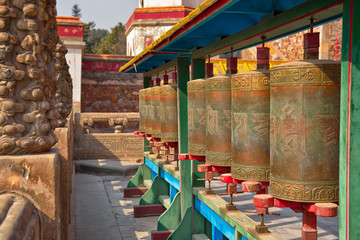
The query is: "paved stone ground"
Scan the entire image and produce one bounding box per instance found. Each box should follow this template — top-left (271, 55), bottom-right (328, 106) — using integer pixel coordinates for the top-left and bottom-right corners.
top-left (73, 161), bottom-right (338, 240)
top-left (75, 173), bottom-right (158, 240)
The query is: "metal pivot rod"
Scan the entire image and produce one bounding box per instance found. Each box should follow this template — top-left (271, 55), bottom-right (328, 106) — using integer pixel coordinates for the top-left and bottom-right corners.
top-left (155, 142), bottom-right (164, 159)
top-left (247, 194), bottom-right (280, 234)
top-left (197, 164), bottom-right (214, 195)
top-left (220, 174), bottom-right (243, 210)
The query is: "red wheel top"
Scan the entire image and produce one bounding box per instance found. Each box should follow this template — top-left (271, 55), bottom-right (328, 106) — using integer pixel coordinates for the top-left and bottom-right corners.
top-left (197, 164), bottom-right (212, 172)
top-left (242, 181), bottom-right (261, 192)
top-left (254, 194), bottom-right (274, 208)
top-left (221, 173), bottom-right (233, 183)
top-left (315, 203), bottom-right (338, 217)
top-left (212, 166), bottom-right (230, 173)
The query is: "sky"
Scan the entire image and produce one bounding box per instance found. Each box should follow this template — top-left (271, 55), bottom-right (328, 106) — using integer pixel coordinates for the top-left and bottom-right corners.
top-left (57, 0), bottom-right (139, 30)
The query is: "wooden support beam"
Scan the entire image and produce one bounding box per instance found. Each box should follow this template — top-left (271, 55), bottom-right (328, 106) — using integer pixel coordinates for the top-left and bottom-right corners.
top-left (124, 187), bottom-right (148, 198)
top-left (134, 204), bottom-right (167, 218)
top-left (151, 230), bottom-right (175, 240)
top-left (340, 0), bottom-right (360, 239)
top-left (192, 58), bottom-right (205, 80)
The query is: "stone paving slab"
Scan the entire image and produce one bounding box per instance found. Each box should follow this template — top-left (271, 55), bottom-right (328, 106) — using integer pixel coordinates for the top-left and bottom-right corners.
top-left (75, 173), bottom-right (157, 240)
top-left (74, 159), bottom-right (141, 176)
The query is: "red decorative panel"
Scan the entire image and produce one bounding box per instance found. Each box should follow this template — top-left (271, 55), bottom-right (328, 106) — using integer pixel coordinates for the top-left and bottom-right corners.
top-left (57, 25), bottom-right (84, 38)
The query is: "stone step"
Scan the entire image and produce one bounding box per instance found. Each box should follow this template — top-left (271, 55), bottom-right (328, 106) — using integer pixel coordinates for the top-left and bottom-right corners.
top-left (74, 159), bottom-right (141, 176)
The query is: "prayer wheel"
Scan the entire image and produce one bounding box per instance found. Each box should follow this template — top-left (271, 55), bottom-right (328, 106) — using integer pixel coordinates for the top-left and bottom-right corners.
top-left (151, 84), bottom-right (161, 139)
top-left (144, 87), bottom-right (152, 135)
top-left (138, 89), bottom-right (146, 133)
top-left (160, 83), bottom-right (178, 142)
top-left (231, 69), bottom-right (270, 181)
top-left (188, 79), bottom-right (206, 156)
top-left (270, 60), bottom-right (340, 203)
top-left (206, 76), bottom-right (232, 166)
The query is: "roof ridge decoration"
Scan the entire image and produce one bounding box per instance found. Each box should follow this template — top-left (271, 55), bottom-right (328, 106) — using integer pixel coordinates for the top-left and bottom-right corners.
top-left (119, 0), bottom-right (219, 73)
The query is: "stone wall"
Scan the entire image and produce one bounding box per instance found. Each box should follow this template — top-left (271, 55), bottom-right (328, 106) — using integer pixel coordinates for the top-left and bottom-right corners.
top-left (238, 19), bottom-right (343, 61)
top-left (81, 71), bottom-right (143, 113)
top-left (74, 113), bottom-right (143, 160)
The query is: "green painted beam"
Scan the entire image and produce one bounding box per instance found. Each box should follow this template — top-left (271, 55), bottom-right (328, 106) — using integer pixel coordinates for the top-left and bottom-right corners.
top-left (140, 175), bottom-right (160, 205)
top-left (192, 58), bottom-right (206, 80)
top-left (340, 0), bottom-right (360, 239)
top-left (157, 192), bottom-right (182, 231)
top-left (177, 56), bottom-right (190, 154)
top-left (127, 163), bottom-right (144, 188)
top-left (193, 160), bottom-right (205, 188)
top-left (168, 207), bottom-right (193, 240)
top-left (193, 205), bottom-right (206, 235)
top-left (192, 0), bottom-right (342, 59)
top-left (177, 56), bottom-right (193, 218)
top-left (143, 58), bottom-right (178, 77)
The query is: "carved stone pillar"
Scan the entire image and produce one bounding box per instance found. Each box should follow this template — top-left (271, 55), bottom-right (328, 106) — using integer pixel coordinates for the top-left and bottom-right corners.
top-left (0, 0), bottom-right (70, 154)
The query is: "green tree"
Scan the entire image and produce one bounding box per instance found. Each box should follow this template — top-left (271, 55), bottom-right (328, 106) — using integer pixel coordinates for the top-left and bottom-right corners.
top-left (72, 4), bottom-right (82, 18)
top-left (92, 22), bottom-right (127, 55)
top-left (83, 21), bottom-right (109, 53)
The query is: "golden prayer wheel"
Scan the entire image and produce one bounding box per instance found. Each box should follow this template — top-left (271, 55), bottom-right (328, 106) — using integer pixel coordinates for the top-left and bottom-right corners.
top-left (270, 60), bottom-right (340, 203)
top-left (188, 79), bottom-right (206, 156)
top-left (160, 83), bottom-right (178, 142)
top-left (138, 89), bottom-right (146, 133)
top-left (144, 87), bottom-right (152, 135)
top-left (231, 69), bottom-right (270, 181)
top-left (206, 76), bottom-right (232, 166)
top-left (151, 85), bottom-right (161, 139)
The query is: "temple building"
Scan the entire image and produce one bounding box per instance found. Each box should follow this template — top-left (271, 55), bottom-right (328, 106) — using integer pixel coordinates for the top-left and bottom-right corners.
top-left (126, 0), bottom-right (204, 56)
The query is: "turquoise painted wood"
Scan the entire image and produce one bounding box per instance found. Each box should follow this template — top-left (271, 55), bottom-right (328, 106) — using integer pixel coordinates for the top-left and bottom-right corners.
top-left (167, 207), bottom-right (193, 240)
top-left (157, 192), bottom-right (182, 231)
top-left (195, 197), bottom-right (237, 240)
top-left (177, 56), bottom-right (193, 218)
top-left (160, 169), bottom-right (180, 191)
top-left (140, 175), bottom-right (160, 205)
top-left (212, 225), bottom-right (223, 240)
top-left (145, 158), bottom-right (158, 174)
top-left (340, 0), bottom-right (360, 239)
top-left (192, 58), bottom-right (205, 80)
top-left (127, 163), bottom-right (144, 188)
top-left (170, 185), bottom-right (178, 203)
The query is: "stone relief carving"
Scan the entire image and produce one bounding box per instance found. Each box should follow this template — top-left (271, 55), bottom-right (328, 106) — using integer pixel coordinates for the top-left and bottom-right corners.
top-left (54, 41), bottom-right (72, 127)
top-left (0, 0), bottom-right (71, 154)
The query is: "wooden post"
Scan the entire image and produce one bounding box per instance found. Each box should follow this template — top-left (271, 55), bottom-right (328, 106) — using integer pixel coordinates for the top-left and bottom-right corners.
top-left (177, 56), bottom-right (191, 218)
top-left (340, 0), bottom-right (360, 239)
top-left (144, 76), bottom-right (151, 152)
top-left (192, 58), bottom-right (205, 80)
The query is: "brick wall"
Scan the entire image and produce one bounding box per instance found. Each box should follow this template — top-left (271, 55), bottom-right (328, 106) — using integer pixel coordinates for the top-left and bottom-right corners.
top-left (81, 71), bottom-right (143, 112)
top-left (238, 19), bottom-right (343, 61)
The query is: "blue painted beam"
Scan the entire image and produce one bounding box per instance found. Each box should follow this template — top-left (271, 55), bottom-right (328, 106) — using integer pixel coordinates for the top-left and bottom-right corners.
top-left (195, 197), bottom-right (236, 240)
top-left (169, 185), bottom-right (178, 204)
top-left (212, 225), bottom-right (223, 240)
top-left (160, 169), bottom-right (180, 191)
top-left (145, 158), bottom-right (158, 174)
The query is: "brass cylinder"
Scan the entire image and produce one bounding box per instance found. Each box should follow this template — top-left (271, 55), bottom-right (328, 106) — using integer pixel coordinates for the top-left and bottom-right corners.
top-left (160, 84), bottom-right (178, 142)
top-left (144, 87), bottom-right (152, 135)
top-left (139, 89), bottom-right (146, 133)
top-left (231, 69), bottom-right (270, 181)
top-left (206, 76), bottom-right (232, 166)
top-left (270, 60), bottom-right (340, 203)
top-left (188, 79), bottom-right (206, 156)
top-left (151, 86), bottom-right (161, 138)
